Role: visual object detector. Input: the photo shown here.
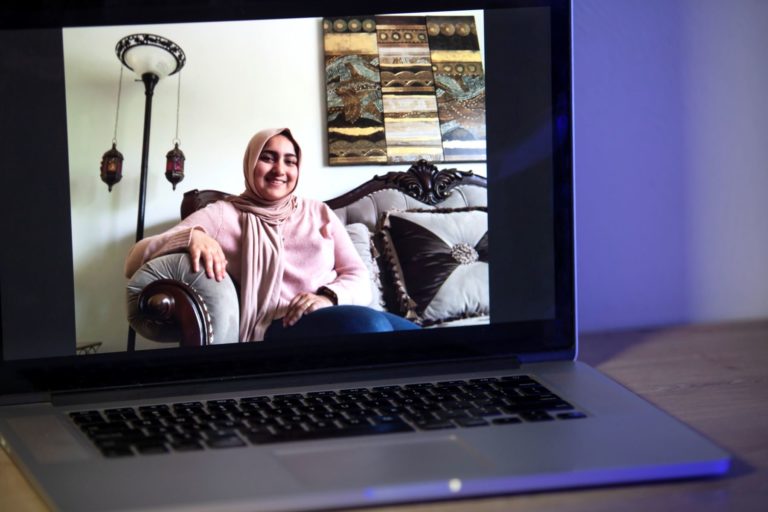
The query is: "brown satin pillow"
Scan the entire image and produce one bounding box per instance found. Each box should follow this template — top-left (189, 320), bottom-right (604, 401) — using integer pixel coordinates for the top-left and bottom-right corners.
top-left (378, 207), bottom-right (489, 326)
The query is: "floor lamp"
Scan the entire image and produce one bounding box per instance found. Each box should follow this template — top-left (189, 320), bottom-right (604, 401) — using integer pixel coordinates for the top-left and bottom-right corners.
top-left (101, 33), bottom-right (186, 351)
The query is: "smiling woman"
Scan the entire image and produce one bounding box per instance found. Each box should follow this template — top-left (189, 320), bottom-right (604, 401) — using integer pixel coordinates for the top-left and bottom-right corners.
top-left (251, 134), bottom-right (299, 202)
top-left (124, 127), bottom-right (421, 343)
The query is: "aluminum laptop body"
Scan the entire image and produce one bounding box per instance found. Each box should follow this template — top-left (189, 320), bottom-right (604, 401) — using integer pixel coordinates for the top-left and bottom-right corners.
top-left (0, 1), bottom-right (730, 511)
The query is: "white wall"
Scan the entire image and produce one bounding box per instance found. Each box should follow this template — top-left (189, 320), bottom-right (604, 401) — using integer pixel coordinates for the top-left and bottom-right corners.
top-left (63, 12), bottom-right (485, 352)
top-left (574, 0), bottom-right (768, 332)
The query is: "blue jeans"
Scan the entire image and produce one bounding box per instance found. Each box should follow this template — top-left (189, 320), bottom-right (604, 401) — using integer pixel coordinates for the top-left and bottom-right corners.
top-left (264, 305), bottom-right (420, 341)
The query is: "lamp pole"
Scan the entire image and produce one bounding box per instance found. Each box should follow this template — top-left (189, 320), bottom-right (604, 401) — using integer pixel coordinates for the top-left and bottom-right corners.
top-left (136, 72), bottom-right (159, 242)
top-left (125, 72), bottom-right (160, 352)
top-left (110, 34), bottom-right (186, 351)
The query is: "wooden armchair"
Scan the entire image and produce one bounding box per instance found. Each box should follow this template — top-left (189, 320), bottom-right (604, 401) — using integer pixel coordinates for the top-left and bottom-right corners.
top-left (126, 160), bottom-right (487, 349)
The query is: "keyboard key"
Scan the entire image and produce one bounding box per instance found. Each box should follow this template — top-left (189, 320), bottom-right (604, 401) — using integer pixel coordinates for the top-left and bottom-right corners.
top-left (168, 432), bottom-right (202, 443)
top-left (306, 391), bottom-right (338, 398)
top-left (520, 411), bottom-right (554, 422)
top-left (339, 388), bottom-right (368, 395)
top-left (404, 383), bottom-right (434, 391)
top-left (434, 410), bottom-right (470, 421)
top-left (69, 411), bottom-right (105, 425)
top-left (436, 380), bottom-right (466, 387)
top-left (371, 385), bottom-right (402, 392)
top-left (173, 401), bottom-right (204, 408)
top-left (455, 417), bottom-right (489, 428)
top-left (467, 407), bottom-right (502, 417)
top-left (546, 401), bottom-right (575, 411)
top-left (171, 440), bottom-right (204, 452)
top-left (205, 435), bottom-right (246, 449)
top-left (469, 377), bottom-right (499, 384)
top-left (337, 417), bottom-right (367, 428)
top-left (207, 399), bottom-right (238, 407)
top-left (500, 375), bottom-right (535, 384)
top-left (414, 420), bottom-right (455, 431)
top-left (492, 417), bottom-right (523, 425)
top-left (557, 411), bottom-right (587, 420)
top-left (239, 396), bottom-right (270, 404)
top-left (273, 393), bottom-right (303, 400)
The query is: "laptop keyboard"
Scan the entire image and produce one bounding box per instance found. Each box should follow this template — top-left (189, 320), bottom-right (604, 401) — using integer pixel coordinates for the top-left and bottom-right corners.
top-left (69, 375), bottom-right (586, 457)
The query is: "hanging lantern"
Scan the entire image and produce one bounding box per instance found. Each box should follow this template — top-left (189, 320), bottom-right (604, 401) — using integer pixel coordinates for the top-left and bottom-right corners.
top-left (165, 142), bottom-right (185, 190)
top-left (164, 71), bottom-right (186, 191)
top-left (100, 142), bottom-right (124, 192)
top-left (101, 66), bottom-right (125, 192)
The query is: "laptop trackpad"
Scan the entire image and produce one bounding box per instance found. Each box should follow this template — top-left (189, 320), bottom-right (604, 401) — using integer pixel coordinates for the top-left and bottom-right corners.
top-left (275, 436), bottom-right (493, 488)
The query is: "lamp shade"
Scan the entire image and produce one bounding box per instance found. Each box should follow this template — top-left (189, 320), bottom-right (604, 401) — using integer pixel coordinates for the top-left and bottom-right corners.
top-left (115, 34), bottom-right (185, 79)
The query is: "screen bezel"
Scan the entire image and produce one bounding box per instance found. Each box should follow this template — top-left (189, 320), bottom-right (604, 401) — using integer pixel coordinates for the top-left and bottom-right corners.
top-left (0, 0), bottom-right (574, 395)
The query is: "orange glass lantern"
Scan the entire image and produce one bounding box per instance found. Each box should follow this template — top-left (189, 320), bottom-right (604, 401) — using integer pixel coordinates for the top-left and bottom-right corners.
top-left (100, 142), bottom-right (124, 192)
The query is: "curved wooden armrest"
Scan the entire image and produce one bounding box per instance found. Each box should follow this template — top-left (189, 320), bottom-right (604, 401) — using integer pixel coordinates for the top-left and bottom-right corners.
top-left (135, 279), bottom-right (213, 347)
top-left (127, 253), bottom-right (240, 348)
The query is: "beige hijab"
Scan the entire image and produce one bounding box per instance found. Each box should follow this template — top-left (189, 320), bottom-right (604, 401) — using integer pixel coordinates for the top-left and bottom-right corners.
top-left (228, 128), bottom-right (301, 341)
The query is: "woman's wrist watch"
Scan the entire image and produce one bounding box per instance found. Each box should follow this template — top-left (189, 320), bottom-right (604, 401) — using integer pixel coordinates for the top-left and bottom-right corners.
top-left (316, 286), bottom-right (338, 305)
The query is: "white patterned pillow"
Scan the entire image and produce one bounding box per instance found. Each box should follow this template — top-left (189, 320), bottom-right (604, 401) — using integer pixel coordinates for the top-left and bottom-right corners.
top-left (345, 223), bottom-right (386, 311)
top-left (379, 207), bottom-right (489, 325)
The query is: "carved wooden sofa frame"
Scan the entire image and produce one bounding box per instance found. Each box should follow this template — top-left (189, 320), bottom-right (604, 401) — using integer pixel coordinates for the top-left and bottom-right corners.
top-left (126, 160), bottom-right (487, 349)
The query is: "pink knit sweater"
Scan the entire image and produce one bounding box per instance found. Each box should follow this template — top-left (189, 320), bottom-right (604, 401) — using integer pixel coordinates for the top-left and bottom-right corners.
top-left (124, 197), bottom-right (371, 320)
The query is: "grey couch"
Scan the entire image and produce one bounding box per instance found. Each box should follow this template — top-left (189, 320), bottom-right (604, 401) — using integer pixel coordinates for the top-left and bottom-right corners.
top-left (126, 160), bottom-right (488, 348)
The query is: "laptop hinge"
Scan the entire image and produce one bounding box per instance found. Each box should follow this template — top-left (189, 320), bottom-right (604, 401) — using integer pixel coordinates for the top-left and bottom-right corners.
top-left (47, 355), bottom-right (522, 407)
top-left (0, 392), bottom-right (52, 406)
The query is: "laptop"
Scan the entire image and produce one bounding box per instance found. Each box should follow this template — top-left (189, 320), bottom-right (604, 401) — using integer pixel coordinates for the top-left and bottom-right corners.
top-left (0, 1), bottom-right (730, 511)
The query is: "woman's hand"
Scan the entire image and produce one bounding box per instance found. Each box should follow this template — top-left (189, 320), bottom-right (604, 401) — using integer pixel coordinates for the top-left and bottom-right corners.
top-left (283, 292), bottom-right (334, 327)
top-left (188, 229), bottom-right (228, 281)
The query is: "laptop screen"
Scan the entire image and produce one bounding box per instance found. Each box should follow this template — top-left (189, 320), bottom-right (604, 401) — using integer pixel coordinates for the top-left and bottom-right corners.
top-left (0, 0), bottom-right (573, 392)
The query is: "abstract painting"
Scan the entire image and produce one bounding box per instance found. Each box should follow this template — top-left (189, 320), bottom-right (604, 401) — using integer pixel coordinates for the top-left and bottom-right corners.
top-left (426, 16), bottom-right (486, 161)
top-left (323, 15), bottom-right (486, 165)
top-left (323, 17), bottom-right (387, 165)
top-left (376, 16), bottom-right (444, 164)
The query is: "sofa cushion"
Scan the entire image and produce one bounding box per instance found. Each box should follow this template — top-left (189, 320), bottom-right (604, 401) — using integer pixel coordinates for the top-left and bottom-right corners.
top-left (344, 223), bottom-right (386, 311)
top-left (332, 184), bottom-right (488, 232)
top-left (379, 207), bottom-right (489, 326)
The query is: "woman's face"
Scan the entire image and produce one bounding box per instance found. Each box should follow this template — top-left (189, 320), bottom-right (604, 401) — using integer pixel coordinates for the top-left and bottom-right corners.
top-left (252, 134), bottom-right (299, 201)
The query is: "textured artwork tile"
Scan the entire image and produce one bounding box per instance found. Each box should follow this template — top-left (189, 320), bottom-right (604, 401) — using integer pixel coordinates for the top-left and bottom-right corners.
top-left (323, 15), bottom-right (486, 165)
top-left (324, 17), bottom-right (387, 165)
top-left (376, 16), bottom-right (444, 164)
top-left (426, 16), bottom-right (486, 161)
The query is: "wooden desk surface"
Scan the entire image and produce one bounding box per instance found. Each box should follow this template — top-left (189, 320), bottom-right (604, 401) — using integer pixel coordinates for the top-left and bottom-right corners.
top-left (2, 320), bottom-right (767, 512)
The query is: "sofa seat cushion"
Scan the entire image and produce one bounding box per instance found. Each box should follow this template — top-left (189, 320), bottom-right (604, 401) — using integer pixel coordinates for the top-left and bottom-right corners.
top-left (424, 316), bottom-right (490, 328)
top-left (379, 207), bottom-right (489, 326)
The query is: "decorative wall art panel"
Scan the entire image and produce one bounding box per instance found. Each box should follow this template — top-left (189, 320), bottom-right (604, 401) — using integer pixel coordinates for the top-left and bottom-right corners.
top-left (324, 17), bottom-right (387, 165)
top-left (323, 15), bottom-right (486, 165)
top-left (426, 16), bottom-right (486, 162)
top-left (376, 16), bottom-right (444, 164)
